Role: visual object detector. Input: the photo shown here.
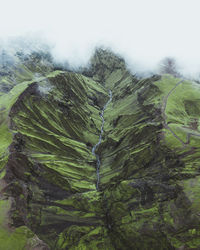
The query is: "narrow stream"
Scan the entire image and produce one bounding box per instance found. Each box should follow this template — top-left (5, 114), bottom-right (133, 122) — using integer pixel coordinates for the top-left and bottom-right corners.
top-left (92, 90), bottom-right (112, 190)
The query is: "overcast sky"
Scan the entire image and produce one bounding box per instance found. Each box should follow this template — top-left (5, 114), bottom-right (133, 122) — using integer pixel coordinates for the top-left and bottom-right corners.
top-left (0, 0), bottom-right (200, 77)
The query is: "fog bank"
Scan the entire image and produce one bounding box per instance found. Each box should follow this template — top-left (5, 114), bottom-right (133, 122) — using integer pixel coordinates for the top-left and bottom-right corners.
top-left (1, 0), bottom-right (200, 78)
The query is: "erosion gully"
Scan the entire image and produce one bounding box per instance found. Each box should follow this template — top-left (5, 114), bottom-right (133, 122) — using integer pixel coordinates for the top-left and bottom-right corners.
top-left (92, 90), bottom-right (112, 190)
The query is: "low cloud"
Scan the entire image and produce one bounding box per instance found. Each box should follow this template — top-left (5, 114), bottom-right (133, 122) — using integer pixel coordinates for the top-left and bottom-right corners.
top-left (0, 0), bottom-right (200, 79)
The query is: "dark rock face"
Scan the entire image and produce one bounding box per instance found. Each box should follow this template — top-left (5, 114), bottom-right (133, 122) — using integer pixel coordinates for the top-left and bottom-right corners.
top-left (0, 49), bottom-right (200, 249)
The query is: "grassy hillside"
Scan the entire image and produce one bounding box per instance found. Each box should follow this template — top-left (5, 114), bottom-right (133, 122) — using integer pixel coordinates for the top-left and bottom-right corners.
top-left (0, 49), bottom-right (200, 249)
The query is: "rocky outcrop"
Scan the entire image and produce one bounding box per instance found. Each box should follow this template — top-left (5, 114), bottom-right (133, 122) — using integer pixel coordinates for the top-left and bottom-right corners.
top-left (0, 49), bottom-right (200, 249)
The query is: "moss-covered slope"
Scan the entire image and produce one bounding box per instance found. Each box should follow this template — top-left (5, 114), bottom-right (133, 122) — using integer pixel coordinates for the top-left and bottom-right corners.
top-left (0, 49), bottom-right (200, 249)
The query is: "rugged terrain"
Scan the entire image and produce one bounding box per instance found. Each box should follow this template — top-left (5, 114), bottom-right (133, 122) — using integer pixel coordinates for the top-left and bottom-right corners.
top-left (0, 49), bottom-right (200, 249)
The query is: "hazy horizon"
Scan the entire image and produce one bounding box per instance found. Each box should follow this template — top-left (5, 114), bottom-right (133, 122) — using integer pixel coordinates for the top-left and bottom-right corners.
top-left (1, 0), bottom-right (200, 78)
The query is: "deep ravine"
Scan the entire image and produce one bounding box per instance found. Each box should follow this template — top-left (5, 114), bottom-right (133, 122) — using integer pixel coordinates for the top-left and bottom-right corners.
top-left (92, 90), bottom-right (112, 190)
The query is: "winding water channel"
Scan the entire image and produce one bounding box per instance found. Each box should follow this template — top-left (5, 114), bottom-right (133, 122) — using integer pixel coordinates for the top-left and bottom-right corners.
top-left (92, 90), bottom-right (112, 190)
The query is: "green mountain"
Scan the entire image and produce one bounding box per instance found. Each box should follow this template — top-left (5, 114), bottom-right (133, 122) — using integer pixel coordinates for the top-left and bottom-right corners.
top-left (0, 48), bottom-right (200, 250)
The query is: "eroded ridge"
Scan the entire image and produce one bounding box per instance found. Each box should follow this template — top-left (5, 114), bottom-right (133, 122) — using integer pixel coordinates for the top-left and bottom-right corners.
top-left (92, 90), bottom-right (112, 190)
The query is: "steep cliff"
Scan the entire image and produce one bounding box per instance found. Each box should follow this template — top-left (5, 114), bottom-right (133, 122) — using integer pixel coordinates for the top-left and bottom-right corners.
top-left (0, 49), bottom-right (200, 249)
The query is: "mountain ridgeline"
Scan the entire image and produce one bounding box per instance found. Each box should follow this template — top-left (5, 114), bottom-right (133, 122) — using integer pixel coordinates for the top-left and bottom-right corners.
top-left (0, 48), bottom-right (200, 249)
